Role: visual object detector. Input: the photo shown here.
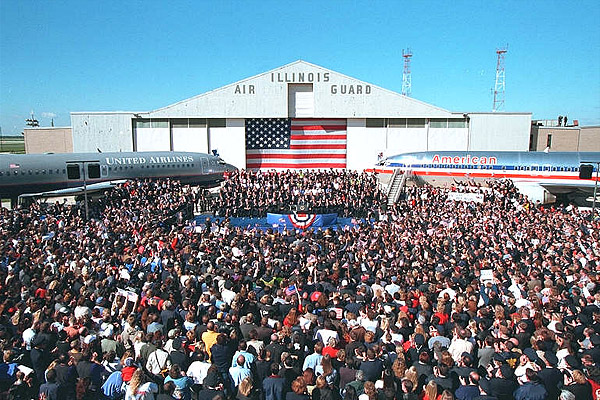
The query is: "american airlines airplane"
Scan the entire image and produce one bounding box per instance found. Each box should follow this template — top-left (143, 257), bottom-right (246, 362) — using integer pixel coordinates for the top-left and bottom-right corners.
top-left (378, 151), bottom-right (600, 204)
top-left (0, 151), bottom-right (237, 204)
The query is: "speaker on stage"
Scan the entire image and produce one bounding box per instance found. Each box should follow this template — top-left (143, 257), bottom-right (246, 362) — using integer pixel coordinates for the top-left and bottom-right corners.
top-left (296, 203), bottom-right (309, 213)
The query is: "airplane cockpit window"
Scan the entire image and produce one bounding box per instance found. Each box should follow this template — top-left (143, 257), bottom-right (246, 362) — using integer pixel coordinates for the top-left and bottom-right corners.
top-left (67, 164), bottom-right (80, 180)
top-left (88, 164), bottom-right (100, 179)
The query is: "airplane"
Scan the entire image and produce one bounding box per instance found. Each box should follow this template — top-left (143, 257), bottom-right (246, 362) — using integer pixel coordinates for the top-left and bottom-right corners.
top-left (0, 151), bottom-right (237, 205)
top-left (376, 151), bottom-right (600, 204)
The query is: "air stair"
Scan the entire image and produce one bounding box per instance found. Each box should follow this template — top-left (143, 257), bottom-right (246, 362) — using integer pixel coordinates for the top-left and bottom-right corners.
top-left (387, 169), bottom-right (409, 206)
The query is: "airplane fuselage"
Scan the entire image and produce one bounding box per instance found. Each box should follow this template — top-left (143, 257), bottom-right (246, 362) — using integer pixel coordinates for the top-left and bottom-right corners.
top-left (378, 151), bottom-right (600, 204)
top-left (0, 151), bottom-right (236, 200)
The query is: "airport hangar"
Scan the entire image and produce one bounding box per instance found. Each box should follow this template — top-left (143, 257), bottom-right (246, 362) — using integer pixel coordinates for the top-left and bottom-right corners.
top-left (70, 61), bottom-right (532, 171)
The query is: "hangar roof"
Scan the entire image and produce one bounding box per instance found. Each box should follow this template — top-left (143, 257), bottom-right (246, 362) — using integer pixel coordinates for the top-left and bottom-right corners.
top-left (147, 60), bottom-right (454, 119)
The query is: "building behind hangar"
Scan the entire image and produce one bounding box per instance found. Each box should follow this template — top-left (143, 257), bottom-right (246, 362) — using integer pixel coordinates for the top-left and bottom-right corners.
top-left (71, 61), bottom-right (531, 171)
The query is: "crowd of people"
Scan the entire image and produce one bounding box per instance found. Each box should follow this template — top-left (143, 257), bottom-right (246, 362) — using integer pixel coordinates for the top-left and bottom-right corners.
top-left (0, 171), bottom-right (599, 400)
top-left (196, 170), bottom-right (385, 218)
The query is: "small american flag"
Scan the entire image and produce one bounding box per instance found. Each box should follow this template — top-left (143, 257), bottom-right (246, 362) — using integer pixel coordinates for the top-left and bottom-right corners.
top-left (9, 163), bottom-right (20, 168)
top-left (246, 118), bottom-right (347, 169)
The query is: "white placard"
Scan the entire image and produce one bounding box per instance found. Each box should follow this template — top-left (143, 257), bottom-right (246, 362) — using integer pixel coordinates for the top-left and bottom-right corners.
top-left (447, 192), bottom-right (485, 203)
top-left (480, 269), bottom-right (494, 283)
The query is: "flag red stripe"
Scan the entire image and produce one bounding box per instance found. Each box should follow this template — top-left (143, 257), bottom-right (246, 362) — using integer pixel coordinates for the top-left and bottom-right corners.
top-left (291, 125), bottom-right (347, 131)
top-left (246, 162), bottom-right (347, 169)
top-left (246, 153), bottom-right (346, 159)
top-left (290, 134), bottom-right (346, 140)
top-left (290, 144), bottom-right (346, 149)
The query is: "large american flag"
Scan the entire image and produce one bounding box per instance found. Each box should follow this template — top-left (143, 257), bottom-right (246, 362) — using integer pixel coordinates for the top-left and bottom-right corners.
top-left (245, 118), bottom-right (347, 169)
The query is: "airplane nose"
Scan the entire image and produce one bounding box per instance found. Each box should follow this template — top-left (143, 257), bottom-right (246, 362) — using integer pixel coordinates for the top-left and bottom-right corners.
top-left (225, 163), bottom-right (238, 173)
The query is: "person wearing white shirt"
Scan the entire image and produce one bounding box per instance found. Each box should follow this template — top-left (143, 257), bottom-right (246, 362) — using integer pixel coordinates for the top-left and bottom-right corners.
top-left (384, 276), bottom-right (400, 296)
top-left (186, 355), bottom-right (211, 385)
top-left (146, 345), bottom-right (171, 377)
top-left (315, 320), bottom-right (339, 345)
top-left (22, 322), bottom-right (38, 351)
top-left (447, 329), bottom-right (474, 363)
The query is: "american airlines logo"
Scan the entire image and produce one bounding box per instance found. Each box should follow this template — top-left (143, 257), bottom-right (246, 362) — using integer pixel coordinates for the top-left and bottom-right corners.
top-left (432, 154), bottom-right (497, 165)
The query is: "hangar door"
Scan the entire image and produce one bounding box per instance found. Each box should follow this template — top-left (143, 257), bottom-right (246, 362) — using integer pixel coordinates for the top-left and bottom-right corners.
top-left (134, 119), bottom-right (170, 151)
top-left (288, 84), bottom-right (314, 117)
top-left (172, 119), bottom-right (208, 153)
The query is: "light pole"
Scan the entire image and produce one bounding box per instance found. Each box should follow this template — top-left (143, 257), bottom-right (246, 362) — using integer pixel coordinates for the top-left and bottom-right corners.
top-left (66, 160), bottom-right (98, 221)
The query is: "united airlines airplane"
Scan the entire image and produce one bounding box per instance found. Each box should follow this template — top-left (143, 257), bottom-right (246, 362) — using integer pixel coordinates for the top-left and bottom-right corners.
top-left (378, 151), bottom-right (600, 204)
top-left (0, 151), bottom-right (237, 204)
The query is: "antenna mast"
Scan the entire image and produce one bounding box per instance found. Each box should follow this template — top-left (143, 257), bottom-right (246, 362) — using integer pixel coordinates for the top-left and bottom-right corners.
top-left (492, 46), bottom-right (508, 112)
top-left (402, 48), bottom-right (413, 97)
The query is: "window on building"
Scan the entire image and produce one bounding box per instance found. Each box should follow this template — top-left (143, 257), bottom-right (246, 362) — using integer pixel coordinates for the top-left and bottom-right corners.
top-left (407, 118), bottom-right (426, 128)
top-left (388, 118), bottom-right (407, 128)
top-left (448, 119), bottom-right (468, 128)
top-left (208, 119), bottom-right (226, 128)
top-left (430, 119), bottom-right (447, 128)
top-left (151, 120), bottom-right (168, 128)
top-left (366, 119), bottom-right (385, 128)
top-left (547, 134), bottom-right (552, 149)
top-left (171, 119), bottom-right (189, 128)
top-left (189, 118), bottom-right (207, 127)
top-left (135, 120), bottom-right (150, 128)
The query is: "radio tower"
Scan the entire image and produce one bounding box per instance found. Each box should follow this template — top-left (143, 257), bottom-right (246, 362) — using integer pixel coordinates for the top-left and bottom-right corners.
top-left (492, 46), bottom-right (508, 112)
top-left (402, 48), bottom-right (413, 97)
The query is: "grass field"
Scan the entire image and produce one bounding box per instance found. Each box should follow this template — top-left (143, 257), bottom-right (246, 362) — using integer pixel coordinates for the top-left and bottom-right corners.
top-left (0, 136), bottom-right (25, 153)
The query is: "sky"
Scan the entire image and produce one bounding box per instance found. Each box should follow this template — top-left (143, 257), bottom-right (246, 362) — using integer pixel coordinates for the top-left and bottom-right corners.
top-left (1, 0), bottom-right (599, 136)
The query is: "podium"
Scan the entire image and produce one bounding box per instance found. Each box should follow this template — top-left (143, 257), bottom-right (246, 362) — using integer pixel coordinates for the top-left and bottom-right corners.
top-left (267, 212), bottom-right (338, 230)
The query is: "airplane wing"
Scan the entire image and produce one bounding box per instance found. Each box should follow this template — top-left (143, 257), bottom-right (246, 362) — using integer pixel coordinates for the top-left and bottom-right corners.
top-left (18, 180), bottom-right (127, 200)
top-left (540, 182), bottom-right (596, 195)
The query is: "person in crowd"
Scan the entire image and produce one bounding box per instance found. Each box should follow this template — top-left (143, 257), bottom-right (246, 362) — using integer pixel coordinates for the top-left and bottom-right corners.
top-left (38, 368), bottom-right (60, 400)
top-left (163, 364), bottom-right (194, 400)
top-left (237, 377), bottom-right (258, 400)
top-left (263, 363), bottom-right (286, 400)
top-left (125, 369), bottom-right (159, 400)
top-left (286, 377), bottom-right (310, 400)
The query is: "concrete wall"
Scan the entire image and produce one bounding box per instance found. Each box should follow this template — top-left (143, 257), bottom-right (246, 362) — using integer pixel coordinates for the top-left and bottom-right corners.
top-left (579, 127), bottom-right (600, 151)
top-left (71, 112), bottom-right (135, 152)
top-left (530, 125), bottom-right (600, 151)
top-left (24, 127), bottom-right (73, 154)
